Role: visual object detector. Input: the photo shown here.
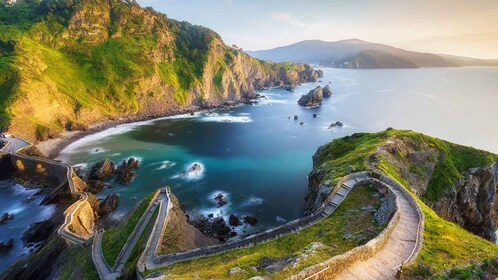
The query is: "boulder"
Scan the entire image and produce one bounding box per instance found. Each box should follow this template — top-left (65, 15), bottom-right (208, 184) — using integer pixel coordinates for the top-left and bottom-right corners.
top-left (88, 159), bottom-right (115, 181)
top-left (328, 121), bottom-right (344, 129)
top-left (86, 180), bottom-right (106, 194)
top-left (214, 193), bottom-right (228, 207)
top-left (244, 216), bottom-right (258, 225)
top-left (0, 239), bottom-right (13, 252)
top-left (298, 86), bottom-right (323, 107)
top-left (229, 267), bottom-right (246, 275)
top-left (0, 212), bottom-right (14, 224)
top-left (21, 220), bottom-right (57, 245)
top-left (323, 85), bottom-right (332, 97)
top-left (229, 214), bottom-right (241, 226)
top-left (115, 158), bottom-right (139, 185)
top-left (98, 194), bottom-right (119, 215)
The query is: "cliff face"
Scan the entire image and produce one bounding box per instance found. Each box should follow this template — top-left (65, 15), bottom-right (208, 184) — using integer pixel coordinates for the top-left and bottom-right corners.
top-left (0, 0), bottom-right (322, 141)
top-left (305, 130), bottom-right (498, 242)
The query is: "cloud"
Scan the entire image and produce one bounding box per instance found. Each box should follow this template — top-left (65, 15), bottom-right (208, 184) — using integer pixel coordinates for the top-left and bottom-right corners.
top-left (270, 12), bottom-right (305, 27)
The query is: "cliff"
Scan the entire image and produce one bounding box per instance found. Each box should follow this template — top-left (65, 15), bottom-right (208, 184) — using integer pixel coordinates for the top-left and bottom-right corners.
top-left (0, 0), bottom-right (322, 141)
top-left (305, 129), bottom-right (498, 276)
top-left (306, 129), bottom-right (498, 242)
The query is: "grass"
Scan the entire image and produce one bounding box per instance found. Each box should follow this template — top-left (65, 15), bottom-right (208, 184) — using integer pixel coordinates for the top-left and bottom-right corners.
top-left (145, 183), bottom-right (384, 279)
top-left (102, 191), bottom-right (156, 267)
top-left (121, 207), bottom-right (159, 278)
top-left (59, 245), bottom-right (99, 280)
top-left (302, 129), bottom-right (498, 276)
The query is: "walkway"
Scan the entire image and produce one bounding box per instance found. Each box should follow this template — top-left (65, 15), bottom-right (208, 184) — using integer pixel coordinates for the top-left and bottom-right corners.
top-left (91, 189), bottom-right (167, 280)
top-left (137, 172), bottom-right (423, 280)
top-left (0, 137), bottom-right (30, 154)
top-left (332, 183), bottom-right (421, 279)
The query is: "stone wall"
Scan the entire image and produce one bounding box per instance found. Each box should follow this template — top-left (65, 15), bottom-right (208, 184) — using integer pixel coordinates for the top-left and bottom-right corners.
top-left (147, 172), bottom-right (383, 268)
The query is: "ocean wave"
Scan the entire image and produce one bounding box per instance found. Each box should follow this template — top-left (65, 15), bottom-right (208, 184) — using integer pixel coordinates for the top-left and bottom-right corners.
top-left (170, 162), bottom-right (205, 181)
top-left (241, 195), bottom-right (263, 207)
top-left (198, 114), bottom-right (252, 123)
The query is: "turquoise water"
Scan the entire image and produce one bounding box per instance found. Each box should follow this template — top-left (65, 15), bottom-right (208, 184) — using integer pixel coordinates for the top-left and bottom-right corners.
top-left (58, 66), bottom-right (498, 236)
top-left (2, 66), bottom-right (498, 272)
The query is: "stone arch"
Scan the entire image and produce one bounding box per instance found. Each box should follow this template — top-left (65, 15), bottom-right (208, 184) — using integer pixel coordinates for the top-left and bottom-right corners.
top-left (36, 163), bottom-right (46, 173)
top-left (15, 159), bottom-right (25, 172)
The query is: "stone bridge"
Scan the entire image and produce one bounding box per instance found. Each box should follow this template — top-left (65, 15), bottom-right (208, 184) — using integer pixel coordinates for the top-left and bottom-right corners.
top-left (0, 138), bottom-right (95, 246)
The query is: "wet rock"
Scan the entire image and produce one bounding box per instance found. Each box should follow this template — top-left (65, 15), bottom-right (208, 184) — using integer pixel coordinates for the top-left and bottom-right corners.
top-left (0, 212), bottom-right (14, 224)
top-left (313, 114), bottom-right (318, 118)
top-left (229, 214), bottom-right (241, 226)
top-left (323, 85), bottom-right (332, 97)
top-left (88, 159), bottom-right (115, 181)
top-left (98, 194), bottom-right (119, 216)
top-left (281, 84), bottom-right (294, 91)
top-left (0, 239), bottom-right (13, 252)
top-left (298, 86), bottom-right (323, 107)
top-left (244, 216), bottom-right (258, 225)
top-left (190, 216), bottom-right (235, 242)
top-left (328, 121), bottom-right (344, 129)
top-left (214, 193), bottom-right (228, 207)
top-left (300, 122), bottom-right (304, 125)
top-left (86, 180), bottom-right (107, 194)
top-left (187, 163), bottom-right (202, 177)
top-left (21, 220), bottom-right (56, 245)
top-left (293, 115), bottom-right (298, 120)
top-left (115, 158), bottom-right (139, 185)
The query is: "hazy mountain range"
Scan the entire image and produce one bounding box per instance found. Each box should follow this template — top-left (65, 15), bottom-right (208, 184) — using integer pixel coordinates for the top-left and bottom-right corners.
top-left (247, 39), bottom-right (498, 69)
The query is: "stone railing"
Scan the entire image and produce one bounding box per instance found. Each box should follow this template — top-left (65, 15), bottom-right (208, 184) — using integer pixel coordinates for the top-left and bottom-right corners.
top-left (141, 172), bottom-right (373, 270)
top-left (112, 189), bottom-right (163, 271)
top-left (289, 172), bottom-right (424, 279)
top-left (373, 172), bottom-right (425, 265)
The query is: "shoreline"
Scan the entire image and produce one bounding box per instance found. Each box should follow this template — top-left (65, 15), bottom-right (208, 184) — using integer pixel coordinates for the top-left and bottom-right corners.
top-left (37, 103), bottom-right (241, 159)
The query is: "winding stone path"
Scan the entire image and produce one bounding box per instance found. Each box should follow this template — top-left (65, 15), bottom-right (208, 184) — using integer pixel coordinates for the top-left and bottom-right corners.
top-left (92, 189), bottom-right (166, 280)
top-left (332, 184), bottom-right (421, 280)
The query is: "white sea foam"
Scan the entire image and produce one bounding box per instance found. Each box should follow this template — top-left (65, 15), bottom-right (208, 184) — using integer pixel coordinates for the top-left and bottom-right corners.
top-left (276, 216), bottom-right (287, 223)
top-left (198, 114), bottom-right (252, 123)
top-left (148, 160), bottom-right (176, 171)
top-left (171, 162), bottom-right (205, 180)
top-left (241, 196), bottom-right (263, 207)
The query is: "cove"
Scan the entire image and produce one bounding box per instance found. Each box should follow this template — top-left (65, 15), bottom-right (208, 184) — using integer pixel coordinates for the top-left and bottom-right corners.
top-left (57, 67), bottom-right (498, 236)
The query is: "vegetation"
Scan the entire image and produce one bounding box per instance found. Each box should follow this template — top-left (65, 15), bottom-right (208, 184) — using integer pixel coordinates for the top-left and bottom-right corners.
top-left (312, 129), bottom-right (498, 276)
top-left (146, 184), bottom-right (385, 279)
top-left (102, 191), bottom-right (156, 267)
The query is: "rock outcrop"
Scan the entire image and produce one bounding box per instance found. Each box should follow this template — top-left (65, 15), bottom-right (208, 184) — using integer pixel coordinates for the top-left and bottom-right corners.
top-left (0, 212), bottom-right (14, 224)
top-left (431, 164), bottom-right (498, 242)
top-left (21, 220), bottom-right (57, 246)
top-left (298, 86), bottom-right (323, 107)
top-left (0, 239), bottom-right (14, 252)
top-left (115, 158), bottom-right (139, 185)
top-left (98, 194), bottom-right (119, 216)
top-left (323, 85), bottom-right (332, 97)
top-left (86, 159), bottom-right (115, 193)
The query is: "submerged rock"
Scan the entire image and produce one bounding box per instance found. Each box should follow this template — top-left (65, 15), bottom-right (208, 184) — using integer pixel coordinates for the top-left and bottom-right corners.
top-left (293, 115), bottom-right (298, 120)
top-left (229, 214), bottom-right (241, 227)
top-left (298, 86), bottom-right (323, 107)
top-left (214, 193), bottom-right (228, 207)
top-left (244, 216), bottom-right (258, 225)
top-left (0, 212), bottom-right (14, 224)
top-left (0, 239), bottom-right (13, 252)
top-left (313, 114), bottom-right (318, 118)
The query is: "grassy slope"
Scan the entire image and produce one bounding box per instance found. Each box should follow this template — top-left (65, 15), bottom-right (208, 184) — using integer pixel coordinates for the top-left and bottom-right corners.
top-left (102, 191), bottom-right (155, 267)
top-left (147, 184), bottom-right (384, 279)
top-left (314, 129), bottom-right (498, 275)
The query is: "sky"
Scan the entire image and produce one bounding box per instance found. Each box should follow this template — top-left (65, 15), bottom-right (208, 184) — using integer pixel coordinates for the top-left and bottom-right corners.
top-left (137, 0), bottom-right (498, 59)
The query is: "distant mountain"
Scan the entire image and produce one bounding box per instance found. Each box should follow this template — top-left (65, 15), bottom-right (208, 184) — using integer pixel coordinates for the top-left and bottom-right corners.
top-left (247, 39), bottom-right (498, 69)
